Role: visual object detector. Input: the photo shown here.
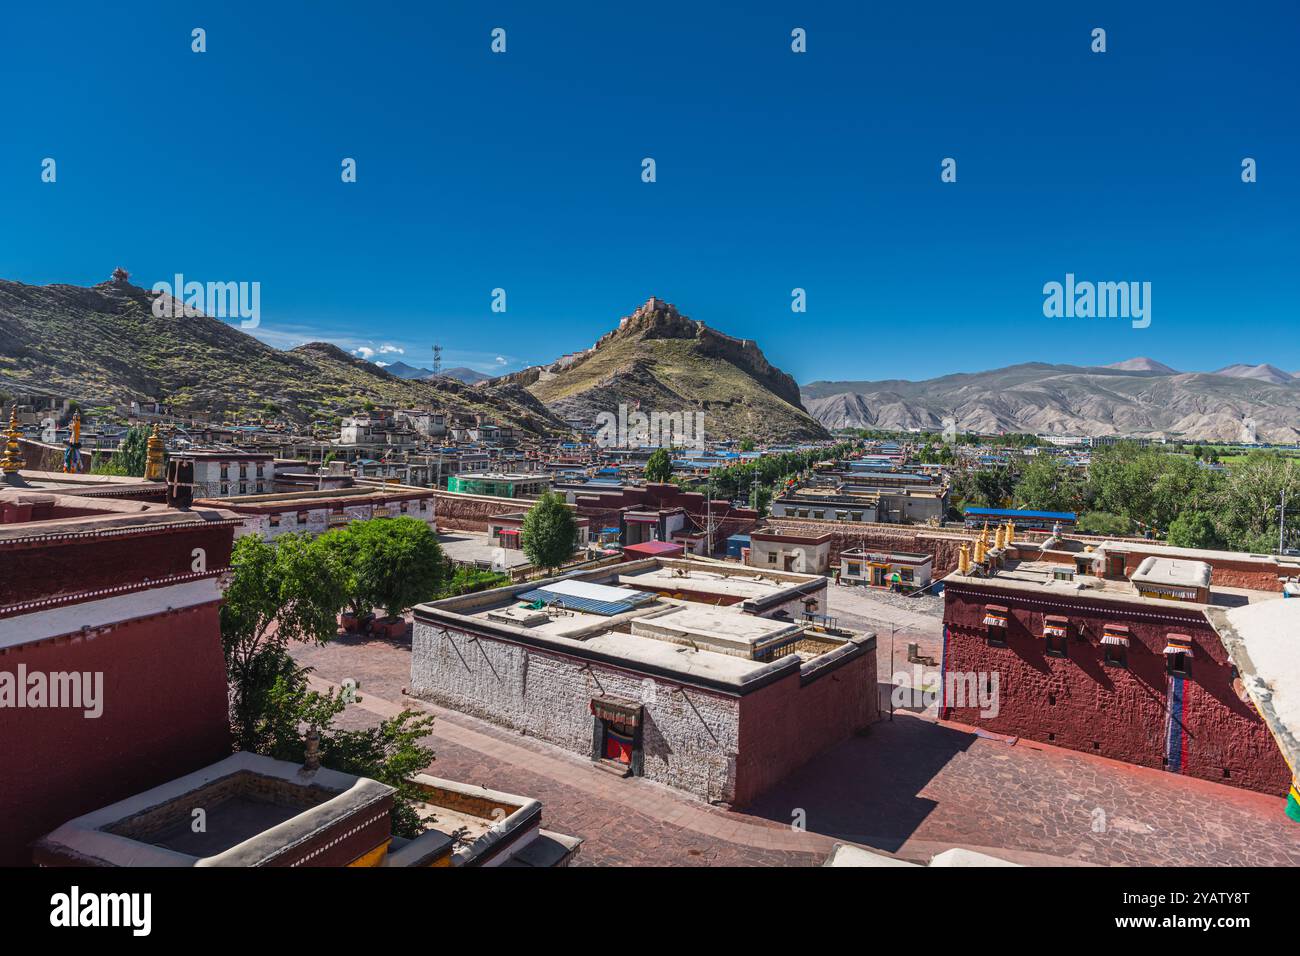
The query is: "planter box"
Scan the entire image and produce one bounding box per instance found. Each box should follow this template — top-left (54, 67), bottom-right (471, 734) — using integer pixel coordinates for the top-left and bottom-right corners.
top-left (371, 617), bottom-right (407, 640)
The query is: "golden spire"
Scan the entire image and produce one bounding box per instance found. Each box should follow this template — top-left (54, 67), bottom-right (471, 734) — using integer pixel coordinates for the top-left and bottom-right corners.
top-left (958, 542), bottom-right (971, 574)
top-left (145, 423), bottom-right (166, 481)
top-left (973, 535), bottom-right (987, 564)
top-left (1, 406), bottom-right (24, 476)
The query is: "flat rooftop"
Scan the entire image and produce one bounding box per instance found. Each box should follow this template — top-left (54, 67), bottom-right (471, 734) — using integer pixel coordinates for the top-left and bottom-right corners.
top-left (416, 557), bottom-right (865, 688)
top-left (952, 559), bottom-right (1282, 609)
top-left (438, 531), bottom-right (532, 570)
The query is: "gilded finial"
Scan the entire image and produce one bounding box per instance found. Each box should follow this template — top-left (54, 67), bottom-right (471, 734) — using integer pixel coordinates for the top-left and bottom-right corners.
top-left (1, 406), bottom-right (25, 480)
top-left (145, 423), bottom-right (166, 481)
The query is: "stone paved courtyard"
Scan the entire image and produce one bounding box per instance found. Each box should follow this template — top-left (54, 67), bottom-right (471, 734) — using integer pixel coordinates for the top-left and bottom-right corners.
top-left (292, 626), bottom-right (1300, 867)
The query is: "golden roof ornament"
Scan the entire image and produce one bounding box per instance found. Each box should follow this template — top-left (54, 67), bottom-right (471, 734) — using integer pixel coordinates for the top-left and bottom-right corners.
top-left (1, 406), bottom-right (26, 481)
top-left (145, 423), bottom-right (166, 481)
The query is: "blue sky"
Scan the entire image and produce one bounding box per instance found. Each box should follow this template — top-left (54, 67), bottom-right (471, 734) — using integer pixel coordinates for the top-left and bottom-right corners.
top-left (1, 1), bottom-right (1295, 383)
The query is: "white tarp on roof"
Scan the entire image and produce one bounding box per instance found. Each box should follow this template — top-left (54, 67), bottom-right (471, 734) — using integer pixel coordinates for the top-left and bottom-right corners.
top-left (541, 579), bottom-right (642, 603)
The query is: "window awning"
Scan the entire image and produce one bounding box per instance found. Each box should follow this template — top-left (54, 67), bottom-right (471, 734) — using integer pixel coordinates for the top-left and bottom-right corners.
top-left (983, 605), bottom-right (1008, 627)
top-left (1164, 633), bottom-right (1194, 657)
top-left (1043, 615), bottom-right (1068, 638)
top-left (1101, 635), bottom-right (1129, 647)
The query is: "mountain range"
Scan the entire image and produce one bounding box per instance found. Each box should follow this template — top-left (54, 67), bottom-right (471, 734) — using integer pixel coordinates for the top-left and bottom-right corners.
top-left (0, 275), bottom-right (823, 441)
top-left (382, 361), bottom-right (491, 384)
top-left (802, 358), bottom-right (1300, 442)
top-left (0, 274), bottom-right (559, 433)
top-left (7, 272), bottom-right (1289, 444)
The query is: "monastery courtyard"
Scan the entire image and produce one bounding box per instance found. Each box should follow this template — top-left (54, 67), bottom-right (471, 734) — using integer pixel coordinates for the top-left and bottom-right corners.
top-left (291, 609), bottom-right (1300, 868)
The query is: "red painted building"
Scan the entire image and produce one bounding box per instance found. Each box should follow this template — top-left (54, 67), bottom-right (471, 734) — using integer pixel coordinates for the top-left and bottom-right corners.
top-left (942, 547), bottom-right (1293, 797)
top-left (0, 489), bottom-right (239, 866)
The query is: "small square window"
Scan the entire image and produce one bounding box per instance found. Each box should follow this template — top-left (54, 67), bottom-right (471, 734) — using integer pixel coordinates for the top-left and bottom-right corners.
top-left (1167, 651), bottom-right (1191, 678)
top-left (1046, 633), bottom-right (1068, 658)
top-left (1103, 642), bottom-right (1127, 668)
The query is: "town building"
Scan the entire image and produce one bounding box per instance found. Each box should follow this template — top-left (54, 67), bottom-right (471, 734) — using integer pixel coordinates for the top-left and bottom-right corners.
top-left (409, 558), bottom-right (877, 806)
top-left (748, 530), bottom-right (834, 574)
top-left (192, 484), bottom-right (437, 539)
top-left (941, 528), bottom-right (1294, 798)
top-left (34, 753), bottom-right (579, 868)
top-left (448, 472), bottom-right (551, 498)
top-left (170, 450), bottom-right (274, 497)
top-left (0, 487), bottom-right (241, 867)
top-left (839, 548), bottom-right (933, 591)
top-left (964, 506), bottom-right (1077, 532)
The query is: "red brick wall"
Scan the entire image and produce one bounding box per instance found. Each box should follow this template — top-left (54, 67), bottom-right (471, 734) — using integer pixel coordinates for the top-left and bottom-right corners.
top-left (734, 647), bottom-right (878, 807)
top-left (941, 583), bottom-right (1291, 796)
top-left (0, 604), bottom-right (232, 866)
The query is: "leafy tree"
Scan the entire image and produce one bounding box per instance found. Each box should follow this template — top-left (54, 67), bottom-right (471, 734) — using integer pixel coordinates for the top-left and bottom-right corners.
top-left (1013, 455), bottom-right (1082, 513)
top-left (1216, 451), bottom-right (1300, 550)
top-left (95, 424), bottom-right (151, 477)
top-left (1075, 511), bottom-right (1131, 536)
top-left (359, 517), bottom-right (446, 620)
top-left (645, 447), bottom-right (673, 483)
top-left (1166, 511), bottom-right (1225, 550)
top-left (220, 533), bottom-right (348, 750)
top-left (257, 671), bottom-right (436, 838)
top-left (321, 517), bottom-right (446, 620)
top-left (439, 566), bottom-right (511, 598)
top-left (521, 491), bottom-right (579, 572)
top-left (739, 439), bottom-right (755, 452)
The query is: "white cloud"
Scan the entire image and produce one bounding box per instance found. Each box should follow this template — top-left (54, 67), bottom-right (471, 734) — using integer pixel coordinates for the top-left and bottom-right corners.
top-left (378, 344), bottom-right (404, 355)
top-left (353, 346), bottom-right (376, 360)
top-left (376, 361), bottom-right (391, 367)
top-left (495, 356), bottom-right (507, 365)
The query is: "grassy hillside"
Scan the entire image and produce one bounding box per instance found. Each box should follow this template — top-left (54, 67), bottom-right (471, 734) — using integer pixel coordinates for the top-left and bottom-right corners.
top-left (0, 276), bottom-right (560, 431)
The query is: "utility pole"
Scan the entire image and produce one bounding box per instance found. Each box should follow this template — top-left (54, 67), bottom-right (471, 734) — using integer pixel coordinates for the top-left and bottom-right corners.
top-left (1281, 488), bottom-right (1288, 555)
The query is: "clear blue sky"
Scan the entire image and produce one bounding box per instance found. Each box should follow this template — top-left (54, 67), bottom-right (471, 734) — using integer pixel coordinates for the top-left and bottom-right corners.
top-left (1, 1), bottom-right (1295, 382)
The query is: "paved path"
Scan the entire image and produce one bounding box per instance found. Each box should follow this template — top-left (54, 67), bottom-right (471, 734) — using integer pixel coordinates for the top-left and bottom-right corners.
top-left (828, 583), bottom-right (946, 717)
top-left (293, 634), bottom-right (1300, 867)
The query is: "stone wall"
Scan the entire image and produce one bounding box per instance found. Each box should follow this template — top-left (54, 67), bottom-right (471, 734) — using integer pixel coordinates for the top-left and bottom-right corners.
top-left (409, 621), bottom-right (743, 802)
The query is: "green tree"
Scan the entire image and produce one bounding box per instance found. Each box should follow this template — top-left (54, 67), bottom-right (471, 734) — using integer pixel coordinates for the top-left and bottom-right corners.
top-left (321, 517), bottom-right (446, 621)
top-left (220, 533), bottom-right (348, 751)
top-left (521, 491), bottom-right (579, 572)
top-left (1216, 451), bottom-right (1300, 550)
top-left (257, 672), bottom-right (436, 838)
top-left (1075, 511), bottom-right (1131, 536)
top-left (1013, 455), bottom-right (1081, 513)
top-left (94, 424), bottom-right (152, 477)
top-left (439, 566), bottom-right (511, 598)
top-left (645, 447), bottom-right (673, 483)
top-left (1166, 511), bottom-right (1225, 550)
top-left (358, 517), bottom-right (446, 620)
